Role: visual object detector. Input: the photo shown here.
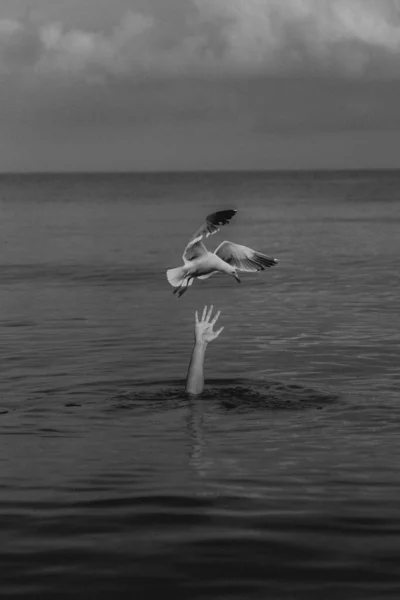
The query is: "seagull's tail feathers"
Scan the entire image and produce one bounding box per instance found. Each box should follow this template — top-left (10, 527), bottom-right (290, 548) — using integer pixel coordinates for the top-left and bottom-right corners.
top-left (166, 265), bottom-right (189, 288)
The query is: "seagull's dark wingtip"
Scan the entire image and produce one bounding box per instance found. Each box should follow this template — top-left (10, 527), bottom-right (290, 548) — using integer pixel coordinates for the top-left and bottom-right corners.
top-left (225, 209), bottom-right (237, 221)
top-left (209, 209), bottom-right (238, 227)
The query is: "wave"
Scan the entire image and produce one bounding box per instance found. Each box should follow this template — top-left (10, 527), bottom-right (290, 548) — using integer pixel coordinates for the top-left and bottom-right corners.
top-left (0, 264), bottom-right (158, 285)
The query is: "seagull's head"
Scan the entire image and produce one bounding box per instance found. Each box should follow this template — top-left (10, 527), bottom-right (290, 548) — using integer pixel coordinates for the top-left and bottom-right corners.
top-left (231, 270), bottom-right (241, 284)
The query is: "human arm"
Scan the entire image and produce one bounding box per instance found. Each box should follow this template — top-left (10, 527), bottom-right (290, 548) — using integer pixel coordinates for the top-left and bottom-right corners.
top-left (185, 305), bottom-right (224, 395)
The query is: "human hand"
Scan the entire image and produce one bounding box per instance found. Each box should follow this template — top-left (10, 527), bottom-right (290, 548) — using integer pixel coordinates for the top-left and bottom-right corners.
top-left (194, 305), bottom-right (224, 345)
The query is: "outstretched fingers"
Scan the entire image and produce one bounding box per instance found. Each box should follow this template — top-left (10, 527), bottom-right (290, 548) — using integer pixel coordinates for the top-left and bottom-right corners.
top-left (214, 326), bottom-right (224, 338)
top-left (198, 305), bottom-right (222, 331)
top-left (206, 304), bottom-right (214, 322)
top-left (210, 310), bottom-right (221, 326)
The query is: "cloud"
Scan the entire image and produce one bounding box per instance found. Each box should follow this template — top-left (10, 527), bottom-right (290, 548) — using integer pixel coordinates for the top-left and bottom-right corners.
top-left (198, 0), bottom-right (400, 76)
top-left (1, 0), bottom-right (400, 83)
top-left (2, 0), bottom-right (400, 172)
top-left (1, 1), bottom-right (400, 139)
top-left (0, 4), bottom-right (216, 81)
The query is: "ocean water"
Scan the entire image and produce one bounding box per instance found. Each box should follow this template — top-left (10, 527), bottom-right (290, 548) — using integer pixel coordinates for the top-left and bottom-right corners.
top-left (1, 170), bottom-right (399, 599)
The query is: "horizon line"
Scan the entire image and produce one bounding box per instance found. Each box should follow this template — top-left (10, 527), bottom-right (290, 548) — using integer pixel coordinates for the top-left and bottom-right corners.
top-left (1, 167), bottom-right (400, 176)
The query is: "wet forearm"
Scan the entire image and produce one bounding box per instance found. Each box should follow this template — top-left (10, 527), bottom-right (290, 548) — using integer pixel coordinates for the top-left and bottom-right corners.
top-left (186, 341), bottom-right (207, 395)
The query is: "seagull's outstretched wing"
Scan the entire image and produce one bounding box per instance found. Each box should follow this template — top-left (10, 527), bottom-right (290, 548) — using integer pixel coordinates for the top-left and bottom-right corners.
top-left (214, 241), bottom-right (278, 272)
top-left (183, 209), bottom-right (237, 262)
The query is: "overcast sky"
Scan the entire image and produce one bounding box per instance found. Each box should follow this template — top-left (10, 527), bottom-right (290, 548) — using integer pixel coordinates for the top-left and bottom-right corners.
top-left (1, 0), bottom-right (400, 171)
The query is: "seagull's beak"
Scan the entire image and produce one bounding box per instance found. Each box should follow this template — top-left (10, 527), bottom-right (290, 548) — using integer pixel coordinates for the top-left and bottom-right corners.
top-left (233, 272), bottom-right (241, 283)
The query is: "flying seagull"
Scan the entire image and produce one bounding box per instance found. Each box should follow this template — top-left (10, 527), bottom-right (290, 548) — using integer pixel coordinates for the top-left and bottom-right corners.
top-left (166, 209), bottom-right (278, 297)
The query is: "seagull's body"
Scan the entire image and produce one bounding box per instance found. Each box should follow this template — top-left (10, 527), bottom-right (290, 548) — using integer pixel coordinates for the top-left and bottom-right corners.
top-left (166, 209), bottom-right (278, 297)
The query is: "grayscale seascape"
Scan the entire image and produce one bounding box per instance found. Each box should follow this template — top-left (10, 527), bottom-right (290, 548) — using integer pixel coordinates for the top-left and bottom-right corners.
top-left (1, 170), bottom-right (399, 599)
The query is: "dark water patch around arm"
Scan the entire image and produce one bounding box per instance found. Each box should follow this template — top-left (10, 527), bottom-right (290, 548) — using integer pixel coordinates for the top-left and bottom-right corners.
top-left (110, 378), bottom-right (338, 415)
